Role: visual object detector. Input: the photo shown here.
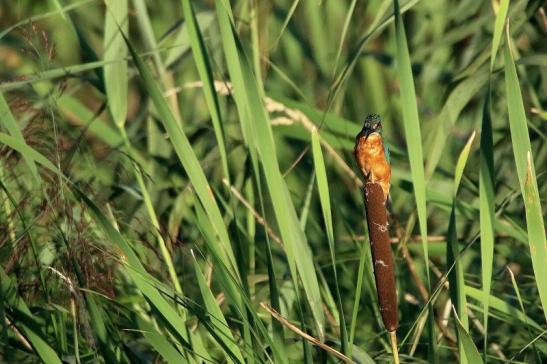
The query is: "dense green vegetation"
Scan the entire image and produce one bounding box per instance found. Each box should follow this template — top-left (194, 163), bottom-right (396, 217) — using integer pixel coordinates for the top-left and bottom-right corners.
top-left (0, 0), bottom-right (546, 362)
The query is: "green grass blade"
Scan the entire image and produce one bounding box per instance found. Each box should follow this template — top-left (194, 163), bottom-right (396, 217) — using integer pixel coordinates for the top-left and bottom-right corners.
top-left (348, 239), bottom-right (367, 358)
top-left (447, 133), bottom-right (475, 364)
top-left (393, 0), bottom-right (429, 278)
top-left (332, 0), bottom-right (357, 77)
top-left (191, 253), bottom-right (244, 363)
top-left (490, 0), bottom-right (510, 71)
top-left (0, 268), bottom-right (62, 364)
top-left (0, 133), bottom-right (200, 354)
top-left (504, 26), bottom-right (547, 322)
top-left (454, 131), bottom-right (476, 195)
top-left (479, 87), bottom-right (495, 358)
top-left (0, 0), bottom-right (94, 40)
top-left (181, 0), bottom-right (230, 182)
top-left (132, 0), bottom-right (164, 73)
top-left (137, 319), bottom-right (188, 364)
top-left (118, 127), bottom-right (184, 299)
top-left (393, 1), bottom-right (435, 359)
top-left (453, 308), bottom-right (484, 364)
top-left (311, 128), bottom-right (348, 353)
top-left (466, 286), bottom-right (544, 333)
top-left (0, 92), bottom-right (39, 182)
top-left (104, 0), bottom-right (128, 127)
top-left (124, 32), bottom-right (239, 280)
top-left (215, 0), bottom-right (325, 338)
top-left (523, 153), bottom-right (547, 322)
top-left (164, 12), bottom-right (215, 68)
top-left (57, 95), bottom-right (123, 147)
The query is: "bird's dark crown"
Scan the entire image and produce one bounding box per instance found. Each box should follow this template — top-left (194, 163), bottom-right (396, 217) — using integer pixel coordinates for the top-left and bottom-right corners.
top-left (357, 114), bottom-right (383, 140)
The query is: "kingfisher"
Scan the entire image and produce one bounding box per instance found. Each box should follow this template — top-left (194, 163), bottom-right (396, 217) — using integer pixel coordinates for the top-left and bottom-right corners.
top-left (354, 114), bottom-right (391, 200)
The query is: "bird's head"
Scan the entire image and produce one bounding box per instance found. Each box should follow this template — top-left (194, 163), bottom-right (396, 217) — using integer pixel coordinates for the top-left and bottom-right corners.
top-left (356, 114), bottom-right (383, 141)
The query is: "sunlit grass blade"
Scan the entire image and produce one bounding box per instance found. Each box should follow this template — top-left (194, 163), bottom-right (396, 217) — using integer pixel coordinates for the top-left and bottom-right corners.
top-left (453, 131), bottom-right (476, 195)
top-left (104, 0), bottom-right (128, 127)
top-left (181, 0), bottom-right (230, 182)
top-left (504, 25), bottom-right (547, 322)
top-left (490, 0), bottom-right (510, 71)
top-left (311, 128), bottom-right (348, 353)
top-left (215, 0), bottom-right (325, 338)
top-left (393, 0), bottom-right (435, 359)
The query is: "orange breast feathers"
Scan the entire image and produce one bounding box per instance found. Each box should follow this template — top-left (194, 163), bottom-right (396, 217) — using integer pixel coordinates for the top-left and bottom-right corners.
top-left (354, 133), bottom-right (391, 199)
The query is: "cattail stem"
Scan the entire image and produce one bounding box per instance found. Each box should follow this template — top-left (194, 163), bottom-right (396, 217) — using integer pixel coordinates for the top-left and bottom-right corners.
top-left (363, 182), bottom-right (398, 332)
top-left (389, 331), bottom-right (400, 364)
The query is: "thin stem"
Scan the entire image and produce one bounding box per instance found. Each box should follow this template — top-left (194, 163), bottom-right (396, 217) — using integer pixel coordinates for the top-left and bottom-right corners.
top-left (390, 331), bottom-right (400, 364)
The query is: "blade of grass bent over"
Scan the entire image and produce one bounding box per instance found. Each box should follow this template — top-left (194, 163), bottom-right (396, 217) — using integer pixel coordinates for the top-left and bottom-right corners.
top-left (504, 26), bottom-right (547, 323)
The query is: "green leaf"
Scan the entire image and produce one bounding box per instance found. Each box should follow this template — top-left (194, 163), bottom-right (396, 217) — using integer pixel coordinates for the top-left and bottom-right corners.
top-left (453, 131), bottom-right (476, 195)
top-left (490, 0), bottom-right (510, 70)
top-left (479, 87), bottom-right (495, 355)
top-left (104, 0), bottom-right (128, 127)
top-left (181, 0), bottom-right (230, 182)
top-left (504, 26), bottom-right (547, 322)
top-left (124, 30), bottom-right (240, 281)
top-left (393, 1), bottom-right (436, 358)
top-left (0, 267), bottom-right (62, 364)
top-left (191, 254), bottom-right (244, 363)
top-left (311, 128), bottom-right (348, 353)
top-left (0, 92), bottom-right (40, 182)
top-left (447, 132), bottom-right (475, 363)
top-left (215, 0), bottom-right (325, 338)
top-left (453, 308), bottom-right (484, 364)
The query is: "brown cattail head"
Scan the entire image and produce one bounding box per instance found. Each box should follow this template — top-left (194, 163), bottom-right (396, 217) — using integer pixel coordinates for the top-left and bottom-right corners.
top-left (364, 182), bottom-right (398, 332)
